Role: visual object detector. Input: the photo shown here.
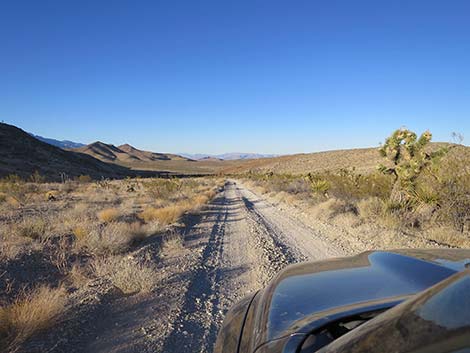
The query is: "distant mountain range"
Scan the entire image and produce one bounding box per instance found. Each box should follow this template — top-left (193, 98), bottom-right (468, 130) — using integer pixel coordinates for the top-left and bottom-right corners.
top-left (29, 134), bottom-right (86, 149)
top-left (30, 134), bottom-right (277, 161)
top-left (73, 142), bottom-right (193, 163)
top-left (180, 153), bottom-right (278, 160)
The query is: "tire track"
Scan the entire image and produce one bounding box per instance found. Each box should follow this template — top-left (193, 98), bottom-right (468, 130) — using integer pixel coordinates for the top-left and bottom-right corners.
top-left (161, 194), bottom-right (228, 353)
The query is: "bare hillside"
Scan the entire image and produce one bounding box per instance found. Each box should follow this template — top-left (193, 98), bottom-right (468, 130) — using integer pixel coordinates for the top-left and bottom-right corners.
top-left (223, 143), bottom-right (460, 175)
top-left (74, 142), bottom-right (191, 163)
top-left (0, 123), bottom-right (135, 180)
top-left (73, 142), bottom-right (249, 175)
top-left (223, 148), bottom-right (382, 175)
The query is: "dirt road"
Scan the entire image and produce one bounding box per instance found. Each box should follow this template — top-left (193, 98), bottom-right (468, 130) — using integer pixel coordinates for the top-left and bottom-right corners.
top-left (36, 180), bottom-right (342, 353)
top-left (158, 180), bottom-right (342, 353)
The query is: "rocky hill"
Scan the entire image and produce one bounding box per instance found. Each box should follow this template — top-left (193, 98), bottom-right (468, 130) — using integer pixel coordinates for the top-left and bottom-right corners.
top-left (0, 123), bottom-right (136, 180)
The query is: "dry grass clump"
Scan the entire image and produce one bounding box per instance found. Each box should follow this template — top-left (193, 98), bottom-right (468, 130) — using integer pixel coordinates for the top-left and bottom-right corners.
top-left (77, 175), bottom-right (92, 184)
top-left (139, 205), bottom-right (186, 225)
top-left (425, 226), bottom-right (470, 248)
top-left (97, 208), bottom-right (121, 223)
top-left (0, 285), bottom-right (66, 351)
top-left (72, 226), bottom-right (89, 242)
top-left (357, 197), bottom-right (385, 220)
top-left (139, 189), bottom-right (216, 225)
top-left (0, 231), bottom-right (35, 261)
top-left (161, 232), bottom-right (184, 254)
top-left (77, 221), bottom-right (146, 255)
top-left (93, 256), bottom-right (158, 294)
top-left (142, 179), bottom-right (182, 200)
top-left (12, 217), bottom-right (52, 241)
top-left (67, 264), bottom-right (90, 288)
top-left (311, 198), bottom-right (357, 220)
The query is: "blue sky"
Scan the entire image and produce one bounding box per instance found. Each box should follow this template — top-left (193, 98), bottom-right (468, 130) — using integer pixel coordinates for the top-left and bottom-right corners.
top-left (1, 1), bottom-right (469, 154)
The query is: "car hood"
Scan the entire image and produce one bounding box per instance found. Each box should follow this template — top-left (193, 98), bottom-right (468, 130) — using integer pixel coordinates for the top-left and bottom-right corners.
top-left (247, 249), bottom-right (470, 352)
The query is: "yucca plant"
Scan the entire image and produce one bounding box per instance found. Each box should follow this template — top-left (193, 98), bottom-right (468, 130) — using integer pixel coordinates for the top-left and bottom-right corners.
top-left (306, 173), bottom-right (330, 197)
top-left (377, 128), bottom-right (447, 206)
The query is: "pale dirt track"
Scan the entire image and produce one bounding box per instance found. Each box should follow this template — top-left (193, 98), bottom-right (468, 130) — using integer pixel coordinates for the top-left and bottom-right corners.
top-left (157, 180), bottom-right (343, 353)
top-left (33, 180), bottom-right (342, 353)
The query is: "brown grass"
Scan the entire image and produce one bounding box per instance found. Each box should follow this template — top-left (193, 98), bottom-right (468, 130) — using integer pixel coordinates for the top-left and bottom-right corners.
top-left (67, 264), bottom-right (90, 288)
top-left (357, 197), bottom-right (384, 220)
top-left (425, 226), bottom-right (470, 247)
top-left (12, 217), bottom-right (51, 241)
top-left (93, 256), bottom-right (158, 294)
top-left (97, 208), bottom-right (121, 223)
top-left (0, 286), bottom-right (66, 351)
top-left (78, 221), bottom-right (146, 255)
top-left (311, 198), bottom-right (357, 220)
top-left (161, 232), bottom-right (184, 254)
top-left (0, 175), bottom-right (221, 349)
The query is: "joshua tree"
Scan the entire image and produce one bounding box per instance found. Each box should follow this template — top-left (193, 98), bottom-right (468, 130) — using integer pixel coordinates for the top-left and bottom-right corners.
top-left (377, 128), bottom-right (446, 205)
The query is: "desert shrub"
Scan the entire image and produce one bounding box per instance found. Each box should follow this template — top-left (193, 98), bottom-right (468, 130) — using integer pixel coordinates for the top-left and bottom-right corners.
top-left (140, 189), bottom-right (216, 225)
top-left (59, 180), bottom-right (78, 193)
top-left (97, 208), bottom-right (121, 223)
top-left (48, 236), bottom-right (71, 275)
top-left (249, 170), bottom-right (392, 203)
top-left (67, 264), bottom-right (90, 288)
top-left (13, 217), bottom-right (51, 240)
top-left (161, 232), bottom-right (184, 253)
top-left (435, 174), bottom-right (470, 233)
top-left (77, 175), bottom-right (92, 184)
top-left (312, 169), bottom-right (392, 201)
top-left (312, 198), bottom-right (357, 220)
top-left (0, 285), bottom-right (66, 351)
top-left (139, 205), bottom-right (186, 225)
top-left (425, 226), bottom-right (470, 247)
top-left (357, 197), bottom-right (384, 220)
top-left (72, 226), bottom-right (88, 242)
top-left (402, 148), bottom-right (470, 232)
top-left (284, 179), bottom-right (311, 195)
top-left (75, 221), bottom-right (145, 255)
top-left (29, 171), bottom-right (46, 184)
top-left (0, 177), bottom-right (31, 206)
top-left (93, 256), bottom-right (158, 294)
top-left (142, 178), bottom-right (182, 200)
top-left (247, 174), bottom-right (315, 198)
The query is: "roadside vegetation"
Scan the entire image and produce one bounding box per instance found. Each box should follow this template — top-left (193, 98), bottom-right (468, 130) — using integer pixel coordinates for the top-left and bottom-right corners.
top-left (0, 175), bottom-right (221, 351)
top-left (242, 129), bottom-right (470, 249)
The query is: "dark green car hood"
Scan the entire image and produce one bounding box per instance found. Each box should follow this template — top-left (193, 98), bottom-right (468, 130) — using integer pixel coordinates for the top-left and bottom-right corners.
top-left (247, 249), bottom-right (470, 352)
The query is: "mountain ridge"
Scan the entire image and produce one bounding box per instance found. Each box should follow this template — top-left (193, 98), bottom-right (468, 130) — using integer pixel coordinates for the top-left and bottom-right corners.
top-left (180, 152), bottom-right (278, 160)
top-left (73, 142), bottom-right (193, 163)
top-left (0, 123), bottom-right (139, 180)
top-left (30, 134), bottom-right (86, 149)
